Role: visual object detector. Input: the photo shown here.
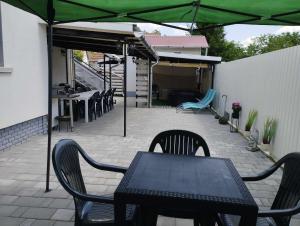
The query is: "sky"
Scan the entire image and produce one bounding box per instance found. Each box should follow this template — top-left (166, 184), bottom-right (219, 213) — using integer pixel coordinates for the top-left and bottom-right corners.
top-left (137, 23), bottom-right (300, 47)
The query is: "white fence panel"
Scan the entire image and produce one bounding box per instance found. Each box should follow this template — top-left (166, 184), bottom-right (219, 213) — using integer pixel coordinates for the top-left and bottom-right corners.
top-left (214, 45), bottom-right (300, 160)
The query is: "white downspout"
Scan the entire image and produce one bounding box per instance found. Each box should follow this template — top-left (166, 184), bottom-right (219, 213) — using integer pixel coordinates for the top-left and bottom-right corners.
top-left (150, 58), bottom-right (159, 108)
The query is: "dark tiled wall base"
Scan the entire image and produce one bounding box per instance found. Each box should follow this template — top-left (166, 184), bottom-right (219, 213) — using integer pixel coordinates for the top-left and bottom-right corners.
top-left (0, 115), bottom-right (47, 151)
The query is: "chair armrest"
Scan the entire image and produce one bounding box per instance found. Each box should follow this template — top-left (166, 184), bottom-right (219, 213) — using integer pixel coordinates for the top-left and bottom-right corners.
top-left (258, 204), bottom-right (300, 218)
top-left (79, 148), bottom-right (127, 174)
top-left (55, 171), bottom-right (115, 204)
top-left (93, 163), bottom-right (127, 174)
top-left (242, 161), bottom-right (283, 181)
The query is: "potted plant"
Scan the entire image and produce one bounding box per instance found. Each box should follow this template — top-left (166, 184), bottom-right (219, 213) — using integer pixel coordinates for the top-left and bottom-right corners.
top-left (232, 102), bottom-right (242, 119)
top-left (262, 118), bottom-right (277, 144)
top-left (260, 118), bottom-right (277, 155)
top-left (243, 110), bottom-right (258, 137)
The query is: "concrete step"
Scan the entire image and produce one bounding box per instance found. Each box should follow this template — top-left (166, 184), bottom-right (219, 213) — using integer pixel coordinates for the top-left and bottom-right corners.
top-left (136, 91), bottom-right (148, 96)
top-left (136, 98), bottom-right (148, 103)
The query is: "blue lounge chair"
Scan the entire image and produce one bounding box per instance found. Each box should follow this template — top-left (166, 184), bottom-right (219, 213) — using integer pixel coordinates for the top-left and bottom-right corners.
top-left (177, 89), bottom-right (216, 111)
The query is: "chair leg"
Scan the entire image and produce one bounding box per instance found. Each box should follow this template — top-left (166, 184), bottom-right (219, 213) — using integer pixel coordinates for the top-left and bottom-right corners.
top-left (194, 217), bottom-right (200, 226)
top-left (140, 208), bottom-right (157, 226)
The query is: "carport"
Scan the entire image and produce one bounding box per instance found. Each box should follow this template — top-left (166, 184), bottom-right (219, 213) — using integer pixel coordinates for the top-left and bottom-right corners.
top-left (152, 51), bottom-right (221, 106)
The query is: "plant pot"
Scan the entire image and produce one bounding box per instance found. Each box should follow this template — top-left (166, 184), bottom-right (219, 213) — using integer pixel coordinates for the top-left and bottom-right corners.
top-left (242, 131), bottom-right (251, 139)
top-left (258, 143), bottom-right (272, 155)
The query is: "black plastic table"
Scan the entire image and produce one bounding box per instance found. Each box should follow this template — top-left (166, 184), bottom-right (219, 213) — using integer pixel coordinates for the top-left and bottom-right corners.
top-left (114, 152), bottom-right (258, 226)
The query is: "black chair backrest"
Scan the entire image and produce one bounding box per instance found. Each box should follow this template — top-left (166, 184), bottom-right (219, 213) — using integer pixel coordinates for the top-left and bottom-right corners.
top-left (149, 130), bottom-right (210, 156)
top-left (112, 88), bottom-right (116, 96)
top-left (271, 153), bottom-right (300, 226)
top-left (52, 139), bottom-right (87, 213)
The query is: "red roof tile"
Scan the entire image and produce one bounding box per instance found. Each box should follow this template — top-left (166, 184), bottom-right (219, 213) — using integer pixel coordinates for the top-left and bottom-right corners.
top-left (145, 35), bottom-right (208, 48)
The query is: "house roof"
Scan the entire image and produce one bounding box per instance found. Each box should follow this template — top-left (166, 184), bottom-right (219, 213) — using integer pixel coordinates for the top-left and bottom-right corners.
top-left (53, 24), bottom-right (157, 61)
top-left (157, 51), bottom-right (221, 64)
top-left (145, 35), bottom-right (209, 48)
top-left (87, 52), bottom-right (104, 62)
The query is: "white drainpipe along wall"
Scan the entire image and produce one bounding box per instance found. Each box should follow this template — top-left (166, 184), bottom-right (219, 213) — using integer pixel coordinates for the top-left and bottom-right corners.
top-left (213, 45), bottom-right (300, 160)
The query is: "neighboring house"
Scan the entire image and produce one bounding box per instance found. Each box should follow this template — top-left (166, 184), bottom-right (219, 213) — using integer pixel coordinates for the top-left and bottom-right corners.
top-left (145, 35), bottom-right (209, 55)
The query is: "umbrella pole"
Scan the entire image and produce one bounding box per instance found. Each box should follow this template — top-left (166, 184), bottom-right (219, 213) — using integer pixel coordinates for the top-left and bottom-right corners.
top-left (104, 55), bottom-right (106, 90)
top-left (109, 60), bottom-right (112, 89)
top-left (45, 0), bottom-right (54, 192)
top-left (45, 22), bottom-right (53, 192)
top-left (123, 43), bottom-right (127, 137)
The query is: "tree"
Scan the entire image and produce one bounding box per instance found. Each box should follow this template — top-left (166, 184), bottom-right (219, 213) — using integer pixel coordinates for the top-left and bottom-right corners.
top-left (245, 32), bottom-right (300, 56)
top-left (193, 23), bottom-right (246, 61)
top-left (73, 50), bottom-right (84, 61)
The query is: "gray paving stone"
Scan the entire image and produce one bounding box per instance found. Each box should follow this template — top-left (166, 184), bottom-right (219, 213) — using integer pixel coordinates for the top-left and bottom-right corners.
top-left (0, 205), bottom-right (19, 216)
top-left (22, 207), bottom-right (57, 220)
top-left (0, 106), bottom-right (292, 226)
top-left (0, 216), bottom-right (24, 226)
top-left (20, 218), bottom-right (35, 226)
top-left (0, 195), bottom-right (18, 204)
top-left (51, 209), bottom-right (74, 221)
top-left (53, 221), bottom-right (74, 226)
top-left (49, 199), bottom-right (72, 209)
top-left (31, 219), bottom-right (54, 226)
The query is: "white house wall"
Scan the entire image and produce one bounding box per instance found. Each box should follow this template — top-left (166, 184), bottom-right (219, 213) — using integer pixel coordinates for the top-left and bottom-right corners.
top-left (0, 3), bottom-right (48, 129)
top-left (126, 56), bottom-right (136, 107)
top-left (214, 45), bottom-right (300, 160)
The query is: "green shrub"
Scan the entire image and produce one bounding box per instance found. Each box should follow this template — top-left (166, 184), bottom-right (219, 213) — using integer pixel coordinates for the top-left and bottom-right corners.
top-left (73, 50), bottom-right (84, 61)
top-left (262, 118), bottom-right (277, 144)
top-left (245, 110), bottom-right (258, 131)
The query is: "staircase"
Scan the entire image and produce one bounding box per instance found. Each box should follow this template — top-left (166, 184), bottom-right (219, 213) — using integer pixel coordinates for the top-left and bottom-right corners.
top-left (110, 64), bottom-right (124, 96)
top-left (136, 59), bottom-right (149, 107)
top-left (96, 56), bottom-right (124, 96)
top-left (74, 58), bottom-right (108, 90)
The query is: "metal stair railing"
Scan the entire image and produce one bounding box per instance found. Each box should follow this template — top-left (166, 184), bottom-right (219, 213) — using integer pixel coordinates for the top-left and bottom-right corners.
top-left (73, 57), bottom-right (106, 81)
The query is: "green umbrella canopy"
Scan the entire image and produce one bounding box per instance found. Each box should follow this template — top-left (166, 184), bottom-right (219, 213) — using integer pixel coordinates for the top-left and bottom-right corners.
top-left (2, 0), bottom-right (300, 29)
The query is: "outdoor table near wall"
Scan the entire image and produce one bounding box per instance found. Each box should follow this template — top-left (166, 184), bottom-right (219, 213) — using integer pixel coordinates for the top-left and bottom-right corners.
top-left (53, 90), bottom-right (99, 128)
top-left (114, 152), bottom-right (258, 226)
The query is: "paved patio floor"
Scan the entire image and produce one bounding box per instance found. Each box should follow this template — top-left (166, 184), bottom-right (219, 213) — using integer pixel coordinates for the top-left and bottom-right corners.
top-left (0, 104), bottom-right (299, 226)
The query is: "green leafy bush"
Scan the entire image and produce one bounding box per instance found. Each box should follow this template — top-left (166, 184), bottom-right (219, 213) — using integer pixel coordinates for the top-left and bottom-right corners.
top-left (73, 50), bottom-right (84, 61)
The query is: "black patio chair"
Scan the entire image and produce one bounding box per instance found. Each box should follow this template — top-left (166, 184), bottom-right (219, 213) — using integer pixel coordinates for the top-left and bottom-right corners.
top-left (52, 139), bottom-right (138, 226)
top-left (148, 130), bottom-right (211, 226)
top-left (110, 88), bottom-right (116, 110)
top-left (96, 90), bottom-right (105, 117)
top-left (103, 89), bottom-right (111, 113)
top-left (88, 92), bottom-right (98, 121)
top-left (149, 129), bottom-right (210, 156)
top-left (219, 152), bottom-right (300, 226)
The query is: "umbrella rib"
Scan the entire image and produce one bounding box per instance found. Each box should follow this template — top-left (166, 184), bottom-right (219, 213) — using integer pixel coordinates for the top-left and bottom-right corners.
top-left (195, 18), bottom-right (260, 31)
top-left (200, 4), bottom-right (261, 19)
top-left (127, 2), bottom-right (195, 16)
top-left (190, 0), bottom-right (201, 33)
top-left (270, 18), bottom-right (300, 25)
top-left (17, 0), bottom-right (47, 22)
top-left (58, 0), bottom-right (196, 25)
top-left (127, 15), bottom-right (190, 31)
top-left (53, 15), bottom-right (118, 25)
top-left (58, 0), bottom-right (117, 15)
top-left (271, 9), bottom-right (300, 18)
